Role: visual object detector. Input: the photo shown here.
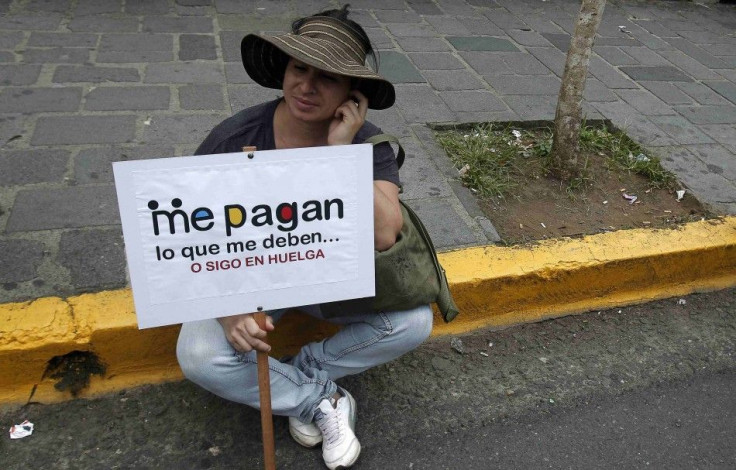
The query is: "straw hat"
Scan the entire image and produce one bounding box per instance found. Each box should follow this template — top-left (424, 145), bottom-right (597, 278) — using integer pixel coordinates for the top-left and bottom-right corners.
top-left (241, 16), bottom-right (395, 110)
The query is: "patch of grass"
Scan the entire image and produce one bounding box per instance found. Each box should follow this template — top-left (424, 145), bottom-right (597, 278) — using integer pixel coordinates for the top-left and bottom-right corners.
top-left (434, 123), bottom-right (677, 200)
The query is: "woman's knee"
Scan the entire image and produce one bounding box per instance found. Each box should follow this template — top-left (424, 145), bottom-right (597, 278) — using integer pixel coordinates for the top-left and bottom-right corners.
top-left (388, 303), bottom-right (434, 352)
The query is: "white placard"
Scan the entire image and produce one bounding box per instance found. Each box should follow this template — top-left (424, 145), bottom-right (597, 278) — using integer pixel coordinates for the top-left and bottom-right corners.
top-left (113, 144), bottom-right (375, 328)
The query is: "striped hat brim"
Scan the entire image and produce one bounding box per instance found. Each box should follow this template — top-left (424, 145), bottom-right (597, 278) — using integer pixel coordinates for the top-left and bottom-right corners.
top-left (241, 33), bottom-right (395, 110)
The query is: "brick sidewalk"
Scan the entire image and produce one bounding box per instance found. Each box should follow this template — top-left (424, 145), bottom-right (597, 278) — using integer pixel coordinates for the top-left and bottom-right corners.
top-left (1, 0), bottom-right (735, 304)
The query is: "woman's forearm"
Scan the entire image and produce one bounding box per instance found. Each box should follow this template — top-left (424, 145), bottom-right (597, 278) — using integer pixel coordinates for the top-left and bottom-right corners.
top-left (373, 180), bottom-right (403, 251)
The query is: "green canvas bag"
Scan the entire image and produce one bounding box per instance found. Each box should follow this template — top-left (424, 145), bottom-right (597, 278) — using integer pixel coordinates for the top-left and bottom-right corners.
top-left (320, 135), bottom-right (459, 323)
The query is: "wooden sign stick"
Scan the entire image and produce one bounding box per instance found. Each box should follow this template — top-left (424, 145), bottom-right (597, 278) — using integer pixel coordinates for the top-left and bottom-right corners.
top-left (254, 310), bottom-right (276, 470)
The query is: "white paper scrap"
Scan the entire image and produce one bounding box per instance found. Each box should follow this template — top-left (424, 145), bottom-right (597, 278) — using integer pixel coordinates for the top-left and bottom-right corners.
top-left (9, 420), bottom-right (34, 439)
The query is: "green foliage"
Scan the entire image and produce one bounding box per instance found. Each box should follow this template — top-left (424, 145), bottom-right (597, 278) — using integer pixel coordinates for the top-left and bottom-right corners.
top-left (434, 123), bottom-right (677, 200)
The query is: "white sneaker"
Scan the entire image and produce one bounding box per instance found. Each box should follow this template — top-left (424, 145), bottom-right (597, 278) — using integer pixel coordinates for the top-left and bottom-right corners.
top-left (314, 388), bottom-right (361, 470)
top-left (288, 416), bottom-right (322, 448)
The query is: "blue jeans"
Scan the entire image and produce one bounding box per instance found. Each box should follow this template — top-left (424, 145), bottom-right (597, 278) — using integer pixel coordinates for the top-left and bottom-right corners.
top-left (176, 304), bottom-right (433, 423)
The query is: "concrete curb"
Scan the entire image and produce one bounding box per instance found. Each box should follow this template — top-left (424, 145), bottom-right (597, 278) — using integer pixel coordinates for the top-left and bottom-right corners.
top-left (2, 217), bottom-right (735, 406)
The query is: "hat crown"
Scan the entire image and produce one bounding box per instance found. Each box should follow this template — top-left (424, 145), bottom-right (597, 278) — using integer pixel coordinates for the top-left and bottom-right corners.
top-left (296, 17), bottom-right (366, 65)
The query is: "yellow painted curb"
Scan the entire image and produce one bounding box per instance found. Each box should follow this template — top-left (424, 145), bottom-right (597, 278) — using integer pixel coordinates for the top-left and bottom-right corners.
top-left (1, 217), bottom-right (735, 406)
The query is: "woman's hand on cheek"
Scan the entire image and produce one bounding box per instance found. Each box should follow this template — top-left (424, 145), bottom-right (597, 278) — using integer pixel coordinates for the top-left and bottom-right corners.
top-left (327, 90), bottom-right (368, 146)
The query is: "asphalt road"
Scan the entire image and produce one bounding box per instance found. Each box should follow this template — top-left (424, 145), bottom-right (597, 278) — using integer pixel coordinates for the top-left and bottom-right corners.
top-left (2, 288), bottom-right (735, 469)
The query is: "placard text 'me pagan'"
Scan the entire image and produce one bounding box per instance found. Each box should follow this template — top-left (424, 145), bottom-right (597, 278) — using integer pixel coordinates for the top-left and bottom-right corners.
top-left (148, 197), bottom-right (345, 237)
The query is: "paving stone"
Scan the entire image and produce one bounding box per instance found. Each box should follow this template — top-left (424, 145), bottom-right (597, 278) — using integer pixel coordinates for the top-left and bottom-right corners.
top-left (380, 51), bottom-right (425, 83)
top-left (366, 28), bottom-right (393, 50)
top-left (459, 52), bottom-right (512, 75)
top-left (216, 13), bottom-right (289, 32)
top-left (224, 62), bottom-right (254, 84)
top-left (613, 89), bottom-right (674, 116)
top-left (374, 9), bottom-right (422, 24)
top-left (594, 46), bottom-right (638, 66)
top-left (675, 30), bottom-right (736, 46)
top-left (701, 43), bottom-right (736, 57)
top-left (486, 75), bottom-right (560, 95)
top-left (422, 69), bottom-right (484, 91)
top-left (424, 16), bottom-right (471, 35)
top-left (699, 124), bottom-right (736, 148)
top-left (448, 36), bottom-right (519, 52)
top-left (0, 87), bottom-right (82, 113)
top-left (502, 54), bottom-right (550, 75)
top-left (0, 14), bottom-right (63, 30)
top-left (504, 94), bottom-right (557, 120)
top-left (704, 81), bottom-right (736, 105)
top-left (73, 0), bottom-right (120, 15)
top-left (144, 62), bottom-right (224, 83)
top-left (0, 148), bottom-right (69, 186)
top-left (6, 185), bottom-right (120, 232)
top-left (74, 145), bottom-right (176, 184)
top-left (396, 37), bottom-right (452, 53)
top-left (386, 23), bottom-right (437, 38)
top-left (393, 84), bottom-right (455, 123)
top-left (617, 46), bottom-right (670, 66)
top-left (403, 198), bottom-right (477, 248)
top-left (406, 0), bottom-right (443, 16)
top-left (439, 90), bottom-right (507, 112)
top-left (0, 51), bottom-right (15, 62)
top-left (583, 78), bottom-right (618, 102)
top-left (68, 16), bottom-right (138, 33)
top-left (219, 31), bottom-right (242, 62)
top-left (657, 50), bottom-right (723, 81)
top-left (179, 34), bottom-right (217, 61)
top-left (684, 144), bottom-right (736, 181)
top-left (408, 52), bottom-right (465, 71)
top-left (674, 82), bottom-right (731, 106)
top-left (435, 0), bottom-right (476, 16)
top-left (142, 16), bottom-right (213, 33)
top-left (630, 19), bottom-right (678, 38)
top-left (483, 9), bottom-right (528, 30)
top-left (0, 65), bottom-right (42, 86)
top-left (619, 65), bottom-right (692, 82)
top-left (22, 47), bottom-right (91, 64)
top-left (53, 65), bottom-right (140, 83)
top-left (526, 47), bottom-right (565, 76)
top-left (227, 85), bottom-right (283, 113)
top-left (522, 16), bottom-right (566, 35)
top-left (589, 58), bottom-right (639, 89)
top-left (0, 114), bottom-right (25, 146)
top-left (457, 16), bottom-right (504, 36)
top-left (593, 101), bottom-right (677, 147)
top-left (0, 239), bottom-right (45, 283)
top-left (32, 115), bottom-right (136, 145)
top-left (84, 86), bottom-right (170, 111)
top-left (648, 115), bottom-right (716, 145)
top-left (98, 33), bottom-right (173, 63)
top-left (595, 36), bottom-right (643, 48)
top-left (676, 106), bottom-right (736, 125)
top-left (639, 81), bottom-right (694, 105)
top-left (22, 0), bottom-right (71, 13)
top-left (27, 32), bottom-right (98, 47)
top-left (0, 31), bottom-right (24, 49)
top-left (505, 29), bottom-right (550, 47)
top-left (453, 109), bottom-right (520, 124)
top-left (58, 228), bottom-right (127, 289)
top-left (396, 142), bottom-right (454, 200)
top-left (125, 0), bottom-right (171, 15)
top-left (366, 107), bottom-right (412, 140)
top-left (141, 114), bottom-right (228, 145)
top-left (541, 33), bottom-right (570, 53)
top-left (179, 84), bottom-right (225, 110)
top-left (666, 37), bottom-right (730, 69)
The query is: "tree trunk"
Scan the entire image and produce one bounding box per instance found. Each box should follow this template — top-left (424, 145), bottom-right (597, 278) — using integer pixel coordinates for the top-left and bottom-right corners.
top-left (550, 0), bottom-right (606, 181)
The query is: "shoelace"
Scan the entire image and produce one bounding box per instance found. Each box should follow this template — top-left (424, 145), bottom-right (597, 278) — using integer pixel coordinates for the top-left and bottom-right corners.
top-left (315, 408), bottom-right (343, 446)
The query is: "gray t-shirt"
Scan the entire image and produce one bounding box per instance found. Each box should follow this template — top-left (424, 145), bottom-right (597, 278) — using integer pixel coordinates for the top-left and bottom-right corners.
top-left (195, 98), bottom-right (401, 187)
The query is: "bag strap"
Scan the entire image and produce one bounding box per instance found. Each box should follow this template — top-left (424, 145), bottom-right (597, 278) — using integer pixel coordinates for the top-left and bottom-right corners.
top-left (365, 133), bottom-right (405, 170)
top-left (400, 200), bottom-right (460, 323)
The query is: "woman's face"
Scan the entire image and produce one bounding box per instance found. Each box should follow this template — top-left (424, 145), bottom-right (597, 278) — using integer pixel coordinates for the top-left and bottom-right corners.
top-left (282, 58), bottom-right (352, 123)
